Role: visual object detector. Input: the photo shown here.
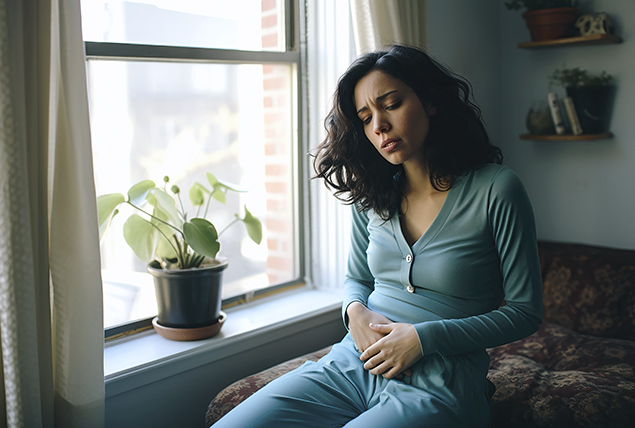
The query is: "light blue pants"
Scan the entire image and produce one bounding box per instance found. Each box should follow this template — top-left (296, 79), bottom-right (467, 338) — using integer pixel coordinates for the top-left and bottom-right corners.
top-left (212, 334), bottom-right (493, 427)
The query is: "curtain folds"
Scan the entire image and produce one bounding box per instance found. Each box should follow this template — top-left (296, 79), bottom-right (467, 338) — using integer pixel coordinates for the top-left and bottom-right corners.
top-left (0, 0), bottom-right (104, 427)
top-left (306, 0), bottom-right (355, 292)
top-left (349, 0), bottom-right (427, 54)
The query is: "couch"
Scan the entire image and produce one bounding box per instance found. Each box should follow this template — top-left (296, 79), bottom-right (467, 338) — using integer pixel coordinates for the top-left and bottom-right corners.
top-left (206, 241), bottom-right (635, 427)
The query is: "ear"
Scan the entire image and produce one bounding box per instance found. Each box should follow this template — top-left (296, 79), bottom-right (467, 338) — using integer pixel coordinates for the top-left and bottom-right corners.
top-left (425, 103), bottom-right (437, 116)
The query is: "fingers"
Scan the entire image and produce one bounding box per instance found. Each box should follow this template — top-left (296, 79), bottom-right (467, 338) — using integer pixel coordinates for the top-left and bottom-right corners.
top-left (364, 357), bottom-right (403, 379)
top-left (368, 322), bottom-right (392, 334)
top-left (359, 323), bottom-right (393, 361)
top-left (358, 322), bottom-right (422, 379)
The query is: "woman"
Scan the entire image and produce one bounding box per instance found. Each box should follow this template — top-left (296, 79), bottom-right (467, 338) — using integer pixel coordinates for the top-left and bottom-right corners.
top-left (213, 45), bottom-right (542, 427)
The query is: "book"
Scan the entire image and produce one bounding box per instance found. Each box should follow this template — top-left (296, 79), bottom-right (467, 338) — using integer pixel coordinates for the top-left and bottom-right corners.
top-left (548, 92), bottom-right (566, 135)
top-left (563, 96), bottom-right (583, 135)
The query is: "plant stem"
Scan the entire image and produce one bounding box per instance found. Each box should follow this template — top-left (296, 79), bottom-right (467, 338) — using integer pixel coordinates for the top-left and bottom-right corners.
top-left (218, 215), bottom-right (240, 237)
top-left (172, 235), bottom-right (185, 268)
top-left (150, 223), bottom-right (180, 262)
top-left (176, 193), bottom-right (187, 221)
top-left (203, 191), bottom-right (215, 218)
top-left (127, 201), bottom-right (184, 238)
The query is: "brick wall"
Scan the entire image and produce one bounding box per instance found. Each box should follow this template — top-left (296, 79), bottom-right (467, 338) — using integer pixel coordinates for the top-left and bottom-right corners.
top-left (261, 0), bottom-right (294, 284)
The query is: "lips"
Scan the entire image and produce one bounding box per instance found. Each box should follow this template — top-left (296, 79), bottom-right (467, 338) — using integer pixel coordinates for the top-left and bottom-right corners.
top-left (381, 138), bottom-right (400, 151)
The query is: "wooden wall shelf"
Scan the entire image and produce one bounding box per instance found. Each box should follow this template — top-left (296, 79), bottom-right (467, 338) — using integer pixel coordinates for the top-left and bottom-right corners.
top-left (520, 133), bottom-right (613, 141)
top-left (518, 34), bottom-right (622, 49)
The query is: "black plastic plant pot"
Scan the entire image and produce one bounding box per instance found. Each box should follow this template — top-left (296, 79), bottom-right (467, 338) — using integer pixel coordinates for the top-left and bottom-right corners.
top-left (566, 85), bottom-right (616, 134)
top-left (148, 259), bottom-right (228, 328)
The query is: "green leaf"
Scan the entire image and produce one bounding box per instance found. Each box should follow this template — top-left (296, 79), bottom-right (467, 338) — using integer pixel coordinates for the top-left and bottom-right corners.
top-left (152, 207), bottom-right (177, 260)
top-left (242, 206), bottom-right (263, 244)
top-left (207, 172), bottom-right (247, 192)
top-left (123, 214), bottom-right (157, 261)
top-left (98, 209), bottom-right (119, 242)
top-left (188, 182), bottom-right (209, 206)
top-left (210, 187), bottom-right (226, 204)
top-left (183, 218), bottom-right (220, 259)
top-left (96, 193), bottom-right (125, 240)
top-left (97, 193), bottom-right (125, 226)
top-left (146, 188), bottom-right (181, 226)
top-left (127, 180), bottom-right (155, 205)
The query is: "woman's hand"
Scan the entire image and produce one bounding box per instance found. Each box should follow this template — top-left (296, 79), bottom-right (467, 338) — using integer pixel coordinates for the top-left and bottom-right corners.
top-left (346, 302), bottom-right (392, 353)
top-left (359, 323), bottom-right (422, 379)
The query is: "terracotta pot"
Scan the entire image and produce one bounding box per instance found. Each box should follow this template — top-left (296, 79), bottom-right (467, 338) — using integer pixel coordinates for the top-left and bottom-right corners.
top-left (148, 259), bottom-right (228, 329)
top-left (522, 7), bottom-right (578, 41)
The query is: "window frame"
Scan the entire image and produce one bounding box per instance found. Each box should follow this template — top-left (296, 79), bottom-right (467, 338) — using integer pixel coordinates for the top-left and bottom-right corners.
top-left (84, 0), bottom-right (310, 340)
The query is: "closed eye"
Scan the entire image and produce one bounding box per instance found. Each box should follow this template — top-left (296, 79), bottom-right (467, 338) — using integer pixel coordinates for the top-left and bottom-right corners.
top-left (385, 100), bottom-right (402, 110)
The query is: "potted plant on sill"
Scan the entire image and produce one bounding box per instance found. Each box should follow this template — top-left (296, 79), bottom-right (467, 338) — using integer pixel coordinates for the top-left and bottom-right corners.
top-left (97, 173), bottom-right (262, 341)
top-left (550, 66), bottom-right (615, 134)
top-left (505, 0), bottom-right (579, 42)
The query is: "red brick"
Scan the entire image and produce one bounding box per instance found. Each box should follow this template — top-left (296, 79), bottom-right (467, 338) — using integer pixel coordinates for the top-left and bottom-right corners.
top-left (261, 33), bottom-right (278, 48)
top-left (262, 14), bottom-right (277, 29)
top-left (262, 0), bottom-right (276, 12)
top-left (263, 77), bottom-right (286, 91)
top-left (266, 217), bottom-right (290, 233)
top-left (265, 163), bottom-right (287, 176)
top-left (264, 143), bottom-right (277, 156)
top-left (267, 255), bottom-right (293, 271)
top-left (267, 238), bottom-right (279, 251)
top-left (264, 112), bottom-right (283, 124)
top-left (265, 181), bottom-right (287, 194)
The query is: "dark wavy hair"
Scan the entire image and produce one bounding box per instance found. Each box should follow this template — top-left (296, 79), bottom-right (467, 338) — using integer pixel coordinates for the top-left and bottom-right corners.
top-left (313, 45), bottom-right (503, 220)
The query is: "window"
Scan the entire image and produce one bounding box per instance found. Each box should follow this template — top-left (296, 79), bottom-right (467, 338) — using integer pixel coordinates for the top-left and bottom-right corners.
top-left (81, 0), bottom-right (303, 333)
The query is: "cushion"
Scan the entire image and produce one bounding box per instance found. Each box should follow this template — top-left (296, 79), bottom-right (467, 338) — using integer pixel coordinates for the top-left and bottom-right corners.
top-left (488, 321), bottom-right (635, 428)
top-left (206, 347), bottom-right (331, 426)
top-left (538, 241), bottom-right (635, 341)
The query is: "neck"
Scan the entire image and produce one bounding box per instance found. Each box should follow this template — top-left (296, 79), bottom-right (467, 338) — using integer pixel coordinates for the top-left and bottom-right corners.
top-left (402, 159), bottom-right (436, 196)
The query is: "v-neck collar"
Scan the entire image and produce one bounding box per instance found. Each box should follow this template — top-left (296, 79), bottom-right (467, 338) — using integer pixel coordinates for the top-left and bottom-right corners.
top-left (390, 174), bottom-right (464, 253)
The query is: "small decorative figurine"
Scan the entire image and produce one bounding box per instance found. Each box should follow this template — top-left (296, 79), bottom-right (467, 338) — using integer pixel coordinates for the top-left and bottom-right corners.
top-left (575, 13), bottom-right (614, 36)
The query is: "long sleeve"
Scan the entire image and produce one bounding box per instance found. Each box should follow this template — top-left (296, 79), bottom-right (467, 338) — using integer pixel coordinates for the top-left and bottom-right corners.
top-left (414, 167), bottom-right (543, 356)
top-left (341, 206), bottom-right (375, 327)
top-left (338, 164), bottom-right (542, 357)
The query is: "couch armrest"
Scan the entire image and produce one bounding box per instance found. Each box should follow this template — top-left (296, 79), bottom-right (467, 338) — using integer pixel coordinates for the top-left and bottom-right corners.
top-left (206, 346), bottom-right (332, 426)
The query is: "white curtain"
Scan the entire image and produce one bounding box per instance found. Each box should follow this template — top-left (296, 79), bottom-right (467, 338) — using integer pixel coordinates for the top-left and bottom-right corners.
top-left (0, 0), bottom-right (104, 427)
top-left (349, 0), bottom-right (427, 54)
top-left (305, 0), bottom-right (355, 292)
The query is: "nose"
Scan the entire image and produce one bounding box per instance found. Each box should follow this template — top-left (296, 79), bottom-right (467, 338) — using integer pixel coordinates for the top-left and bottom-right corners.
top-left (372, 112), bottom-right (390, 135)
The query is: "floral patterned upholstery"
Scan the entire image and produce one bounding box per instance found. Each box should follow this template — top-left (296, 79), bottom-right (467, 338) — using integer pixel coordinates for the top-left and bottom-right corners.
top-left (538, 242), bottom-right (635, 341)
top-left (205, 347), bottom-right (332, 426)
top-left (206, 241), bottom-right (635, 427)
top-left (488, 321), bottom-right (635, 427)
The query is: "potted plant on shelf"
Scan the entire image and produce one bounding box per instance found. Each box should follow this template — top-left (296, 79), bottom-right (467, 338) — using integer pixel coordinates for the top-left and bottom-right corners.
top-left (504, 0), bottom-right (579, 42)
top-left (97, 173), bottom-right (262, 341)
top-left (550, 66), bottom-right (615, 134)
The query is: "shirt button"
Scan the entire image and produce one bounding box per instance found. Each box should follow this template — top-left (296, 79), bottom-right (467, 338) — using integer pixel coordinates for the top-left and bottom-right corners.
top-left (406, 285), bottom-right (415, 293)
top-left (405, 254), bottom-right (413, 263)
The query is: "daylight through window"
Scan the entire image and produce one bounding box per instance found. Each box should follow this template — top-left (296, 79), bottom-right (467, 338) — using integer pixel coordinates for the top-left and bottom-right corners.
top-left (81, 0), bottom-right (300, 330)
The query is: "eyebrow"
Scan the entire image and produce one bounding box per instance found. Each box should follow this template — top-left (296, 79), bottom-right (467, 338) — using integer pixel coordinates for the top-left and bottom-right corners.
top-left (356, 90), bottom-right (399, 115)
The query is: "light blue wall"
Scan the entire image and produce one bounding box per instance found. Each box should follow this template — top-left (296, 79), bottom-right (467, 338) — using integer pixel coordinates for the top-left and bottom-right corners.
top-left (426, 0), bottom-right (502, 147)
top-left (428, 0), bottom-right (635, 250)
top-left (500, 0), bottom-right (635, 250)
top-left (104, 3), bottom-right (635, 427)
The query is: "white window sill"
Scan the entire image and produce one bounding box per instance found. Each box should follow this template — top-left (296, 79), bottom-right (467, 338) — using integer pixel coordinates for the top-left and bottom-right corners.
top-left (104, 286), bottom-right (343, 397)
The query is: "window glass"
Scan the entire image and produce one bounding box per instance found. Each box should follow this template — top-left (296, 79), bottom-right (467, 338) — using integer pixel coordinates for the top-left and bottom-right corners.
top-left (80, 0), bottom-right (286, 51)
top-left (88, 60), bottom-right (296, 328)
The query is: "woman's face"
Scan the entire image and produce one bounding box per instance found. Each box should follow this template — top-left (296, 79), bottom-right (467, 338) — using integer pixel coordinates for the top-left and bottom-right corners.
top-left (353, 70), bottom-right (434, 167)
